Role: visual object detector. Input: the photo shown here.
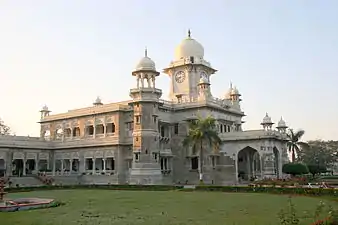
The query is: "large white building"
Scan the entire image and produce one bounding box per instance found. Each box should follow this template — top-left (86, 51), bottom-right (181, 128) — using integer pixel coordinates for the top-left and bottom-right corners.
top-left (0, 31), bottom-right (289, 185)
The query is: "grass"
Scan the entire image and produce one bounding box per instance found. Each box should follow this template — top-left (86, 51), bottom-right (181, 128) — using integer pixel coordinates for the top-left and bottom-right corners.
top-left (0, 189), bottom-right (336, 225)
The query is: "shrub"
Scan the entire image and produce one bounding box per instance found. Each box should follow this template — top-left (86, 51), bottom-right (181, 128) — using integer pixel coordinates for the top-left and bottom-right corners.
top-left (307, 165), bottom-right (328, 178)
top-left (282, 163), bottom-right (309, 176)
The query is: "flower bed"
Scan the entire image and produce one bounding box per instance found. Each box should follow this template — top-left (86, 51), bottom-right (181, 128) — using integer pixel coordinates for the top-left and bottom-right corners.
top-left (252, 177), bottom-right (309, 187)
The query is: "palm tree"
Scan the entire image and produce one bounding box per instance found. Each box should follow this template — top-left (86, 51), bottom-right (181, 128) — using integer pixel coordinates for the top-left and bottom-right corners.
top-left (183, 116), bottom-right (222, 183)
top-left (286, 128), bottom-right (308, 162)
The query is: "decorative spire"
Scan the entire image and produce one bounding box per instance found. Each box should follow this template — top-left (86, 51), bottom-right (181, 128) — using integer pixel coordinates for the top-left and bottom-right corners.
top-left (188, 29), bottom-right (191, 38)
top-left (230, 81), bottom-right (233, 89)
top-left (145, 47), bottom-right (148, 57)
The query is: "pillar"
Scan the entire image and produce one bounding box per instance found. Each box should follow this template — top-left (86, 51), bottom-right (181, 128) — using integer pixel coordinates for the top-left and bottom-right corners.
top-left (23, 160), bottom-right (26, 176)
top-left (35, 159), bottom-right (39, 173)
top-left (92, 158), bottom-right (96, 175)
top-left (103, 158), bottom-right (106, 172)
top-left (234, 154), bottom-right (238, 184)
top-left (61, 159), bottom-right (64, 175)
top-left (52, 159), bottom-right (55, 176)
top-left (69, 159), bottom-right (73, 174)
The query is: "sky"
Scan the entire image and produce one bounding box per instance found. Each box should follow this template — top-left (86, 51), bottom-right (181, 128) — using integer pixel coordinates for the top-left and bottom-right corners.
top-left (0, 0), bottom-right (337, 141)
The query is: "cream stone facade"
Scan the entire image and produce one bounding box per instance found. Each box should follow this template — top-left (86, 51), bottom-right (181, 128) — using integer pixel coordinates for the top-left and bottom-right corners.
top-left (0, 31), bottom-right (290, 185)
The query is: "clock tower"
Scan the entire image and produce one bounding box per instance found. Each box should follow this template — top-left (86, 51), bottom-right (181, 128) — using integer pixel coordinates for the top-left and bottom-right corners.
top-left (163, 30), bottom-right (217, 101)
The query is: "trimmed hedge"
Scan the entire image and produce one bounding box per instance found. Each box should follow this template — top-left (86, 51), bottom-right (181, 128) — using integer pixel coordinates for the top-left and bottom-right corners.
top-left (4, 184), bottom-right (338, 198)
top-left (194, 185), bottom-right (338, 197)
top-left (4, 184), bottom-right (183, 193)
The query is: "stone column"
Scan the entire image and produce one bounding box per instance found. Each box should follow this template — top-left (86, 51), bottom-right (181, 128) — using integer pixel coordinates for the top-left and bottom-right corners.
top-left (6, 152), bottom-right (12, 176)
top-left (69, 159), bottom-right (73, 174)
top-left (35, 159), bottom-right (39, 173)
top-left (103, 158), bottom-right (106, 172)
top-left (61, 159), bottom-right (64, 175)
top-left (92, 158), bottom-right (96, 175)
top-left (234, 154), bottom-right (238, 184)
top-left (52, 159), bottom-right (56, 176)
top-left (23, 160), bottom-right (27, 176)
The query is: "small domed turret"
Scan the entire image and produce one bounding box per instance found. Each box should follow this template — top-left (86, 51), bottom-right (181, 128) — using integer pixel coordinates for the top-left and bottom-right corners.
top-left (199, 76), bottom-right (209, 84)
top-left (276, 117), bottom-right (288, 133)
top-left (39, 105), bottom-right (51, 119)
top-left (134, 48), bottom-right (157, 72)
top-left (261, 113), bottom-right (274, 130)
top-left (93, 96), bottom-right (103, 106)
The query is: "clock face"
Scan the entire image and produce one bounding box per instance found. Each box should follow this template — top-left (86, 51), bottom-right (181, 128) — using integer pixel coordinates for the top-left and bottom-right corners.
top-left (200, 71), bottom-right (208, 79)
top-left (175, 71), bottom-right (186, 83)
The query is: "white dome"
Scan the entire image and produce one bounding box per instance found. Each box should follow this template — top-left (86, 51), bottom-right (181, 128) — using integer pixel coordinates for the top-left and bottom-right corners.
top-left (231, 86), bottom-right (240, 96)
top-left (94, 96), bottom-right (102, 105)
top-left (174, 30), bottom-right (204, 60)
top-left (261, 113), bottom-right (273, 124)
top-left (199, 77), bottom-right (209, 84)
top-left (41, 105), bottom-right (49, 111)
top-left (134, 49), bottom-right (156, 71)
top-left (277, 117), bottom-right (287, 128)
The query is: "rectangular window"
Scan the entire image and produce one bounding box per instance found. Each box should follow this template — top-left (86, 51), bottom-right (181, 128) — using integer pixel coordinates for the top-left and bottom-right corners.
top-left (135, 116), bottom-right (141, 124)
top-left (160, 126), bottom-right (165, 137)
top-left (174, 123), bottom-right (179, 134)
top-left (191, 157), bottom-right (198, 170)
top-left (153, 115), bottom-right (157, 123)
top-left (134, 153), bottom-right (140, 162)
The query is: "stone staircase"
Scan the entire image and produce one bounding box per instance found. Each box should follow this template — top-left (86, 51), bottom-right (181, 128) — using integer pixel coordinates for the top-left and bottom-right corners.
top-left (52, 175), bottom-right (81, 185)
top-left (8, 176), bottom-right (44, 187)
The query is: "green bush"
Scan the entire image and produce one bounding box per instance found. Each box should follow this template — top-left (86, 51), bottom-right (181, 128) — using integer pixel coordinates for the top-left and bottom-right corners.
top-left (307, 164), bottom-right (327, 178)
top-left (4, 184), bottom-right (338, 198)
top-left (282, 163), bottom-right (309, 176)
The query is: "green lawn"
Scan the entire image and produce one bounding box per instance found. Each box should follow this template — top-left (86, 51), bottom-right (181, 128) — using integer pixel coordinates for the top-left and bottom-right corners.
top-left (0, 189), bottom-right (335, 225)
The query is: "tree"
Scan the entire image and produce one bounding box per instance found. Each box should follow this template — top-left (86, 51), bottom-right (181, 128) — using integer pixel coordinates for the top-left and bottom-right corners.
top-left (298, 140), bottom-right (337, 174)
top-left (0, 118), bottom-right (10, 135)
top-left (286, 129), bottom-right (308, 162)
top-left (183, 116), bottom-right (222, 183)
top-left (282, 163), bottom-right (309, 176)
top-left (307, 164), bottom-right (327, 178)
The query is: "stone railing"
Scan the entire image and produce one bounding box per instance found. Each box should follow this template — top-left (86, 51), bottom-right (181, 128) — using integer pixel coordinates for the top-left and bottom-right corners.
top-left (159, 96), bottom-right (237, 111)
top-left (0, 135), bottom-right (52, 149)
top-left (219, 130), bottom-right (288, 141)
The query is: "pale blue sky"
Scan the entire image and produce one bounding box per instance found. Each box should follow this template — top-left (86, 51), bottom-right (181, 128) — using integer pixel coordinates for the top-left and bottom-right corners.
top-left (0, 0), bottom-right (337, 141)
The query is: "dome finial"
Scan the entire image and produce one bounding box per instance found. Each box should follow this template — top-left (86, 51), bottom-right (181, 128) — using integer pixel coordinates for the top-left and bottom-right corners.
top-left (145, 47), bottom-right (148, 57)
top-left (188, 29), bottom-right (191, 38)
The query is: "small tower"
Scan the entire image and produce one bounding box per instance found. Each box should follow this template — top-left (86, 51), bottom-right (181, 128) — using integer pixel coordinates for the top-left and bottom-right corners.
top-left (197, 77), bottom-right (211, 100)
top-left (261, 113), bottom-right (274, 130)
top-left (93, 96), bottom-right (103, 106)
top-left (230, 86), bottom-right (241, 102)
top-left (224, 82), bottom-right (233, 100)
top-left (39, 105), bottom-right (51, 119)
top-left (276, 117), bottom-right (288, 133)
top-left (129, 49), bottom-right (163, 185)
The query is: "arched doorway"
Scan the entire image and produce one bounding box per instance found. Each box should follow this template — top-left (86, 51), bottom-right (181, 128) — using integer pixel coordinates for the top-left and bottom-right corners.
top-left (12, 159), bottom-right (24, 176)
top-left (273, 147), bottom-right (280, 178)
top-left (237, 147), bottom-right (261, 181)
top-left (0, 159), bottom-right (5, 176)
